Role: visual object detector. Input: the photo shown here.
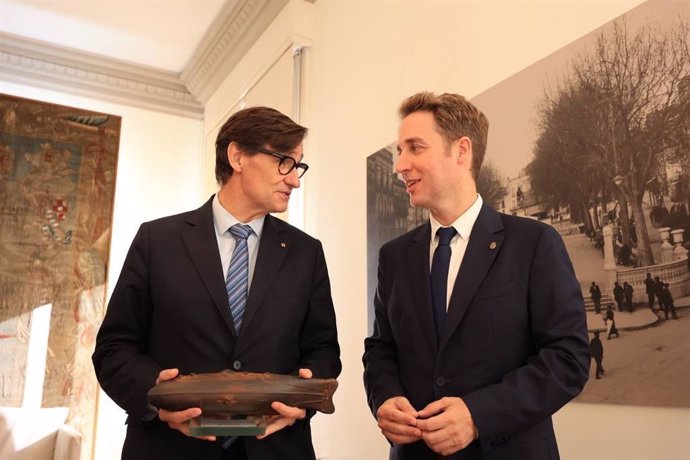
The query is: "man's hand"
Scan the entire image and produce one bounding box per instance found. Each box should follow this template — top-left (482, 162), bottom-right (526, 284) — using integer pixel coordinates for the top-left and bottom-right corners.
top-left (256, 368), bottom-right (311, 439)
top-left (415, 397), bottom-right (478, 456)
top-left (155, 368), bottom-right (216, 442)
top-left (375, 396), bottom-right (422, 444)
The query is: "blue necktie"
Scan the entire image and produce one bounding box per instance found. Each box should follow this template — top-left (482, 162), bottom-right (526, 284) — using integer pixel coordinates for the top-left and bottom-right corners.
top-left (431, 226), bottom-right (457, 337)
top-left (226, 224), bottom-right (253, 334)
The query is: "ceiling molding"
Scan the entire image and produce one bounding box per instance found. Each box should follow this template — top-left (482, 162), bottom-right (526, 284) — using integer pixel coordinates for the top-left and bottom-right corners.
top-left (182, 0), bottom-right (290, 103)
top-left (0, 31), bottom-right (204, 119)
top-left (0, 0), bottom-right (289, 119)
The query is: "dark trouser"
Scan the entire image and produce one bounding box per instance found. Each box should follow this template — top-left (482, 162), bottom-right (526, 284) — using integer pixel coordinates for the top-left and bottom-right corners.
top-left (219, 438), bottom-right (246, 460)
top-left (594, 300), bottom-right (601, 313)
top-left (607, 321), bottom-right (618, 339)
top-left (592, 357), bottom-right (604, 378)
top-left (648, 292), bottom-right (655, 308)
top-left (663, 303), bottom-right (679, 319)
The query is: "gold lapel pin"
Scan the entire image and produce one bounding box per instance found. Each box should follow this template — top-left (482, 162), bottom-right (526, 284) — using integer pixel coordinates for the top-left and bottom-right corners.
top-left (280, 242), bottom-right (287, 248)
top-left (489, 241), bottom-right (497, 250)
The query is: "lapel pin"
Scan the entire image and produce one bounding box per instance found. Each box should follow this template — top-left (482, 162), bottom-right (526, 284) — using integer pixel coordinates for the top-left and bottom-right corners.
top-left (280, 242), bottom-right (287, 248)
top-left (489, 241), bottom-right (497, 250)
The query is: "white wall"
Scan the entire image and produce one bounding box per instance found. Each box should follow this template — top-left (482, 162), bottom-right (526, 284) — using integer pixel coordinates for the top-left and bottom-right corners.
top-left (0, 80), bottom-right (205, 460)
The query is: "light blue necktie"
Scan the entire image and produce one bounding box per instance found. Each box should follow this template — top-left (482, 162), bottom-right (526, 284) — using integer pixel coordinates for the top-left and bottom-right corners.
top-left (226, 224), bottom-right (253, 334)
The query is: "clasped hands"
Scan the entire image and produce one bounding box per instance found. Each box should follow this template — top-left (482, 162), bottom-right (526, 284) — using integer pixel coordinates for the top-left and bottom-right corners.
top-left (155, 367), bottom-right (312, 442)
top-left (376, 396), bottom-right (478, 457)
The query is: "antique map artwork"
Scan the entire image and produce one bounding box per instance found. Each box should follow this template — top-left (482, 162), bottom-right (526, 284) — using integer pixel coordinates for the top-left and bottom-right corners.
top-left (0, 93), bottom-right (120, 457)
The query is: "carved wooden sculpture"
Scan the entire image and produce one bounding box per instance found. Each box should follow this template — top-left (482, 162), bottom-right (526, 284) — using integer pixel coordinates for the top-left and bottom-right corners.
top-left (147, 370), bottom-right (338, 436)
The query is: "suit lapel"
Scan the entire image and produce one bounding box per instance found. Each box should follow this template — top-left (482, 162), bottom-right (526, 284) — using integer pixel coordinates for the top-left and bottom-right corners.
top-left (181, 196), bottom-right (236, 335)
top-left (439, 205), bottom-right (504, 351)
top-left (407, 223), bottom-right (438, 353)
top-left (240, 215), bottom-right (288, 333)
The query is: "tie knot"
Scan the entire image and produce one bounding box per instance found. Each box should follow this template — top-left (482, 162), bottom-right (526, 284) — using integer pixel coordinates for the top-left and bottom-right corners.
top-left (229, 223), bottom-right (252, 240)
top-left (436, 226), bottom-right (457, 246)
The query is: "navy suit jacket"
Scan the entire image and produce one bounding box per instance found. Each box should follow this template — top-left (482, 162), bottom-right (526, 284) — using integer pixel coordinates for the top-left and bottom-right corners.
top-left (93, 196), bottom-right (341, 460)
top-left (363, 204), bottom-right (589, 460)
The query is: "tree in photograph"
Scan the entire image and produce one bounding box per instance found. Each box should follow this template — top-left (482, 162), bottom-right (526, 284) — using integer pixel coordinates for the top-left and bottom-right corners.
top-left (534, 18), bottom-right (690, 267)
top-left (477, 160), bottom-right (507, 210)
top-left (530, 79), bottom-right (611, 236)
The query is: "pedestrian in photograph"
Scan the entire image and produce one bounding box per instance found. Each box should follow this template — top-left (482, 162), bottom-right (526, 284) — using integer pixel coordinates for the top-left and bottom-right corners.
top-left (590, 281), bottom-right (602, 314)
top-left (654, 276), bottom-right (665, 312)
top-left (613, 281), bottom-right (624, 312)
top-left (623, 281), bottom-right (634, 312)
top-left (644, 272), bottom-right (656, 310)
top-left (604, 305), bottom-right (619, 340)
top-left (660, 283), bottom-right (680, 320)
top-left (618, 241), bottom-right (632, 266)
top-left (589, 331), bottom-right (605, 379)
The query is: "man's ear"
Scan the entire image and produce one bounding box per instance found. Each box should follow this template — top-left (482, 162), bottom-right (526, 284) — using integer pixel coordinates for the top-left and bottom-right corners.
top-left (227, 142), bottom-right (243, 173)
top-left (456, 136), bottom-right (473, 168)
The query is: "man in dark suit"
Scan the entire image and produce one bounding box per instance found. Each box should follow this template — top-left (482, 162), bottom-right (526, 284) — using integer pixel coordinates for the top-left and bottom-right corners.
top-left (644, 272), bottom-right (656, 310)
top-left (363, 92), bottom-right (589, 460)
top-left (613, 281), bottom-right (624, 311)
top-left (589, 331), bottom-right (605, 379)
top-left (590, 281), bottom-right (602, 313)
top-left (93, 107), bottom-right (341, 460)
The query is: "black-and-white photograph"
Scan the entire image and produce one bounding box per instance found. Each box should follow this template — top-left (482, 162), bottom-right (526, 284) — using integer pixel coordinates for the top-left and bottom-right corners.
top-left (367, 0), bottom-right (690, 408)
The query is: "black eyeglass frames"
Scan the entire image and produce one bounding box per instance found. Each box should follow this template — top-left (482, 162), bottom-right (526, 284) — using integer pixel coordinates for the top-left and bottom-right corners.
top-left (256, 148), bottom-right (309, 178)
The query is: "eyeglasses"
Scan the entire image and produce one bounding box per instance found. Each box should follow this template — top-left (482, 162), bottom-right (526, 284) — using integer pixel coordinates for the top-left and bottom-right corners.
top-left (256, 148), bottom-right (309, 178)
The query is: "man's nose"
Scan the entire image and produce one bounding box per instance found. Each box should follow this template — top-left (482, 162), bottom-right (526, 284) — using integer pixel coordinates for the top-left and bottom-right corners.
top-left (285, 168), bottom-right (301, 188)
top-left (394, 152), bottom-right (408, 174)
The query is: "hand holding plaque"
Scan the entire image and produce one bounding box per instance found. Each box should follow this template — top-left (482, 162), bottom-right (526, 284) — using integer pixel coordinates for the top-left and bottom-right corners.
top-left (147, 369), bottom-right (338, 436)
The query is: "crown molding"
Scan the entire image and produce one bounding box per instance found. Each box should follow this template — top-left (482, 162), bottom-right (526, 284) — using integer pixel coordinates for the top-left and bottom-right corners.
top-left (0, 0), bottom-right (290, 119)
top-left (0, 31), bottom-right (204, 119)
top-left (182, 0), bottom-right (290, 103)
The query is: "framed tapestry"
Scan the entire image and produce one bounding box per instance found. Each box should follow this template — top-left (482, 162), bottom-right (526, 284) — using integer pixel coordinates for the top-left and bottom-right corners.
top-left (0, 93), bottom-right (121, 458)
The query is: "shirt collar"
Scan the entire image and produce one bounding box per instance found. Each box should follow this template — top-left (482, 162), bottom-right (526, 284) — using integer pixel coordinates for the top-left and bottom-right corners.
top-left (212, 194), bottom-right (265, 239)
top-left (429, 194), bottom-right (483, 242)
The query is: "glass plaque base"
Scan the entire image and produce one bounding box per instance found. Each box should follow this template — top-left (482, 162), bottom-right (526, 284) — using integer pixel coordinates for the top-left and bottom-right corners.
top-left (189, 417), bottom-right (267, 436)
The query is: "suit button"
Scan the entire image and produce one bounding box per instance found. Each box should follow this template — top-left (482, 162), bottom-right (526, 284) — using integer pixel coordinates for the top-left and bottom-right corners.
top-left (232, 360), bottom-right (242, 371)
top-left (435, 377), bottom-right (446, 387)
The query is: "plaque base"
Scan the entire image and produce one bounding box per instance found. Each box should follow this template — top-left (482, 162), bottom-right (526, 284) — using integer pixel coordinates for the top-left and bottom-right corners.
top-left (189, 417), bottom-right (267, 436)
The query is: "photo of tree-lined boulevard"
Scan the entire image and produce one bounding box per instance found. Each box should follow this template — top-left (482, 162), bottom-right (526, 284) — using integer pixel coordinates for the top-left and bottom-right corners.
top-left (367, 0), bottom-right (690, 407)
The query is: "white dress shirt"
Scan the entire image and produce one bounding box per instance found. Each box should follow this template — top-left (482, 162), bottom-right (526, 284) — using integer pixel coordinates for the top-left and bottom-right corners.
top-left (429, 194), bottom-right (483, 311)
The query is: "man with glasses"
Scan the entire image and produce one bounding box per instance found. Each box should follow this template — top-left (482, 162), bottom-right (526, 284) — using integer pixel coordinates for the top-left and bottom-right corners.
top-left (256, 147), bottom-right (309, 177)
top-left (93, 106), bottom-right (340, 460)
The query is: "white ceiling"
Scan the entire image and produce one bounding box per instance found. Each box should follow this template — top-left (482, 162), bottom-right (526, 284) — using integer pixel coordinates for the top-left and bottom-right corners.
top-left (0, 0), bottom-right (291, 117)
top-left (0, 0), bottom-right (231, 72)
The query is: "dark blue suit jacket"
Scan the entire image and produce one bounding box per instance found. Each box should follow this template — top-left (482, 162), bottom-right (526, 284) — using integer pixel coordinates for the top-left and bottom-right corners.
top-left (93, 196), bottom-right (341, 460)
top-left (363, 204), bottom-right (589, 460)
